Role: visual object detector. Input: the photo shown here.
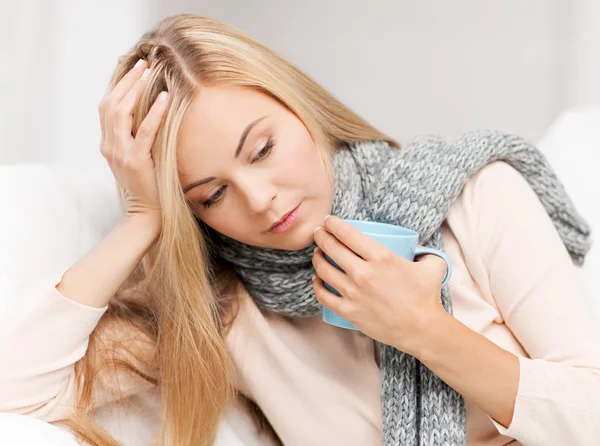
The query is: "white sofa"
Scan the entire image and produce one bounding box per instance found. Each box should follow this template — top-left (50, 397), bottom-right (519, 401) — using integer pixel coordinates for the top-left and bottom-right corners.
top-left (0, 108), bottom-right (598, 445)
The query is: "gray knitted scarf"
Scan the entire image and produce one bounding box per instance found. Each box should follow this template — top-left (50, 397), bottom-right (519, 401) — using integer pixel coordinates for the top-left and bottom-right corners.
top-left (213, 129), bottom-right (592, 445)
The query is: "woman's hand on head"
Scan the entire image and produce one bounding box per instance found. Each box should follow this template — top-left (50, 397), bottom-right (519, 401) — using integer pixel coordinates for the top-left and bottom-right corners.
top-left (98, 59), bottom-right (169, 228)
top-left (311, 216), bottom-right (449, 353)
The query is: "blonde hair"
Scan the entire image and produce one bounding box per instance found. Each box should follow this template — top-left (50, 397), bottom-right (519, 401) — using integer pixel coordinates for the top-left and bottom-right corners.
top-left (57, 13), bottom-right (398, 445)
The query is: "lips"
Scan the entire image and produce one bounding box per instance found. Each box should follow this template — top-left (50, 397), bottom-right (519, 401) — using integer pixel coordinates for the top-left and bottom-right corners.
top-left (269, 204), bottom-right (299, 231)
top-left (267, 202), bottom-right (304, 235)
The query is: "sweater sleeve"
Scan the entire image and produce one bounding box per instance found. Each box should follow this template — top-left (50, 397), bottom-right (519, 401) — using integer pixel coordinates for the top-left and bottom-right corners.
top-left (0, 270), bottom-right (156, 423)
top-left (465, 161), bottom-right (600, 445)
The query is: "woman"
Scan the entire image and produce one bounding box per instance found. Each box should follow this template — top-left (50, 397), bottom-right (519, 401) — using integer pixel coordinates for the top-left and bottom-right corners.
top-left (1, 13), bottom-right (599, 446)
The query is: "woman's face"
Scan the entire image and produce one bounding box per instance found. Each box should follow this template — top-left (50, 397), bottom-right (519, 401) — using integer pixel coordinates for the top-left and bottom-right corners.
top-left (177, 84), bottom-right (333, 251)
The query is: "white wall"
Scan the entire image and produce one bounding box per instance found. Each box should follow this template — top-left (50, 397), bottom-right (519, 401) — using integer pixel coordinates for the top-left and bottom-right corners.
top-left (0, 0), bottom-right (160, 166)
top-left (562, 0), bottom-right (600, 109)
top-left (1, 0), bottom-right (599, 165)
top-left (170, 0), bottom-right (562, 144)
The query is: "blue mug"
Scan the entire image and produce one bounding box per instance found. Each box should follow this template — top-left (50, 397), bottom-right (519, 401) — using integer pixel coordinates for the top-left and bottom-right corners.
top-left (321, 219), bottom-right (452, 331)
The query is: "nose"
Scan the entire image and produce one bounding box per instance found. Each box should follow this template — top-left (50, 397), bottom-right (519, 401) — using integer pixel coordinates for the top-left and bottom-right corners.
top-left (236, 175), bottom-right (277, 215)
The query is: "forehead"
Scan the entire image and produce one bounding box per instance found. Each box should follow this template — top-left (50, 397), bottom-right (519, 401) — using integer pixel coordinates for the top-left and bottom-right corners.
top-left (177, 85), bottom-right (278, 162)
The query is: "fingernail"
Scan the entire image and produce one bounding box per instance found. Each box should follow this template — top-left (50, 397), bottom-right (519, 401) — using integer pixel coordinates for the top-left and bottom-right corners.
top-left (323, 215), bottom-right (330, 224)
top-left (141, 68), bottom-right (151, 80)
top-left (158, 91), bottom-right (168, 102)
top-left (313, 226), bottom-right (321, 234)
top-left (134, 59), bottom-right (145, 69)
top-left (311, 274), bottom-right (316, 281)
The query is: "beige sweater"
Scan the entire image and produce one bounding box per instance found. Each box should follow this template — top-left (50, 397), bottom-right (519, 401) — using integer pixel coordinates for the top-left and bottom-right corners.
top-left (2, 162), bottom-right (600, 446)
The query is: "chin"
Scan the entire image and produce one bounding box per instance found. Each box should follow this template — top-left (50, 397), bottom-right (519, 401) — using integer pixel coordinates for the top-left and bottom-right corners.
top-left (285, 225), bottom-right (316, 250)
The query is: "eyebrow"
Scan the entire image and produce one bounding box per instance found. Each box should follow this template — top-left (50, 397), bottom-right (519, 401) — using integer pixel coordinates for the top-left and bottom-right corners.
top-left (182, 115), bottom-right (267, 194)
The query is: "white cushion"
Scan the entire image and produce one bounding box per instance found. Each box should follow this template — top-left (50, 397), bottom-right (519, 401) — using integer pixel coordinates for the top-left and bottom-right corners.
top-left (0, 163), bottom-right (120, 299)
top-left (0, 413), bottom-right (78, 446)
top-left (537, 107), bottom-right (600, 318)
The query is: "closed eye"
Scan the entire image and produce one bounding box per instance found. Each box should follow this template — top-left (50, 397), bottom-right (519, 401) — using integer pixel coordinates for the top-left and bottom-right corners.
top-left (201, 185), bottom-right (226, 208)
top-left (252, 136), bottom-right (276, 163)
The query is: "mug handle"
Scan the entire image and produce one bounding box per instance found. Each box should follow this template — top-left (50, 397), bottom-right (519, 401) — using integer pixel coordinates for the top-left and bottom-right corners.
top-left (414, 247), bottom-right (452, 286)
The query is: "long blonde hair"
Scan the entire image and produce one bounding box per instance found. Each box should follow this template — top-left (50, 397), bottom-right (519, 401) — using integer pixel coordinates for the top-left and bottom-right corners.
top-left (58, 13), bottom-right (398, 445)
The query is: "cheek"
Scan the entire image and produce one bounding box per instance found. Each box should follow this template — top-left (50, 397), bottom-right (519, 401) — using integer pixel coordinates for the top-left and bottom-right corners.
top-left (277, 139), bottom-right (323, 187)
top-left (199, 204), bottom-right (246, 239)
top-left (281, 149), bottom-right (312, 178)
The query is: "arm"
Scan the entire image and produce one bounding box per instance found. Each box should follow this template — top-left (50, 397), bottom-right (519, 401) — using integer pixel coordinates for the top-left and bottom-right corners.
top-left (0, 217), bottom-right (160, 421)
top-left (56, 215), bottom-right (160, 309)
top-left (413, 306), bottom-right (519, 428)
top-left (407, 162), bottom-right (600, 445)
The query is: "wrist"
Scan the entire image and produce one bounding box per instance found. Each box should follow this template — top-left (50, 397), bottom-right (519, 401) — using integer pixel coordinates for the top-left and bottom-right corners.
top-left (400, 307), bottom-right (454, 359)
top-left (122, 214), bottom-right (162, 240)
